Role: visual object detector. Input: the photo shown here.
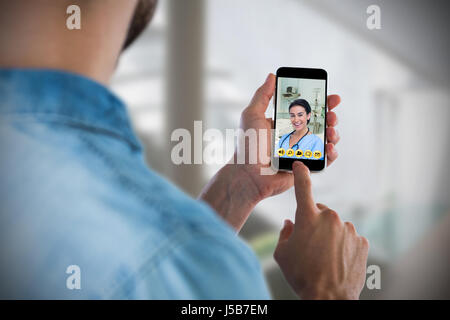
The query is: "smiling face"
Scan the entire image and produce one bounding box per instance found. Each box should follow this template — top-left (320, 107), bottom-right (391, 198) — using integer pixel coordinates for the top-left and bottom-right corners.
top-left (289, 105), bottom-right (310, 132)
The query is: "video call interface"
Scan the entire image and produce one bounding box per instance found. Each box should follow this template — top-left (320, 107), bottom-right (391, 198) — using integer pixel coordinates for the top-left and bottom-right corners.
top-left (275, 77), bottom-right (326, 161)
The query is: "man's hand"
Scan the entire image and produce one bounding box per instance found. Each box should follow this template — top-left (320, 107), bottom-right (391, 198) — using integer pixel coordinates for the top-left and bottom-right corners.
top-left (274, 161), bottom-right (369, 300)
top-left (200, 73), bottom-right (341, 231)
top-left (235, 73), bottom-right (341, 198)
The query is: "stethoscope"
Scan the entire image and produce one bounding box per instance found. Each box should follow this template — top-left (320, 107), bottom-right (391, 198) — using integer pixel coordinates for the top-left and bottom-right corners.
top-left (280, 128), bottom-right (310, 151)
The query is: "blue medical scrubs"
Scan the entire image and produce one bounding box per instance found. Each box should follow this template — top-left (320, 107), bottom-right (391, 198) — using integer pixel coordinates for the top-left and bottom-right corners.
top-left (276, 131), bottom-right (324, 160)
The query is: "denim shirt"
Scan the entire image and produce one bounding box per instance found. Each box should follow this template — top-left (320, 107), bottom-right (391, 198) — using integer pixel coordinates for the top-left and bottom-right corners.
top-left (0, 69), bottom-right (270, 299)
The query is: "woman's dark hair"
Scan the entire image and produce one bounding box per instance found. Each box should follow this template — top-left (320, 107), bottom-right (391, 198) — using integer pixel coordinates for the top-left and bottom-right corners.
top-left (288, 99), bottom-right (312, 124)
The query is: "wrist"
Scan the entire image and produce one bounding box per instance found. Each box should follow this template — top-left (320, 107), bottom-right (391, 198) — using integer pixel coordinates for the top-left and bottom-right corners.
top-left (223, 161), bottom-right (264, 204)
top-left (299, 285), bottom-right (358, 300)
top-left (199, 161), bottom-right (262, 231)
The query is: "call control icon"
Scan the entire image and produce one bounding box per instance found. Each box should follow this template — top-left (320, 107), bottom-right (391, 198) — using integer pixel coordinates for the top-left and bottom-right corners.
top-left (313, 151), bottom-right (322, 159)
top-left (277, 148), bottom-right (285, 156)
top-left (295, 150), bottom-right (303, 158)
top-left (286, 149), bottom-right (294, 157)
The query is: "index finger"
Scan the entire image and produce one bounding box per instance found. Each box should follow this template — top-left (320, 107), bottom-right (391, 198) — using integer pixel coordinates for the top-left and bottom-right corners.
top-left (327, 94), bottom-right (341, 111)
top-left (292, 161), bottom-right (318, 223)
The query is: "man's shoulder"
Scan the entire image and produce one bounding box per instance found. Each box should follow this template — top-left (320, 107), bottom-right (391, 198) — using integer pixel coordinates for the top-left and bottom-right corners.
top-left (0, 117), bottom-right (266, 299)
top-left (0, 110), bottom-right (231, 234)
top-left (0, 114), bottom-right (237, 243)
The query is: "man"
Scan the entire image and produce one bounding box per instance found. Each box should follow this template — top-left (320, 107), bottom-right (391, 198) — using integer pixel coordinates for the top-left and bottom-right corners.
top-left (0, 0), bottom-right (368, 299)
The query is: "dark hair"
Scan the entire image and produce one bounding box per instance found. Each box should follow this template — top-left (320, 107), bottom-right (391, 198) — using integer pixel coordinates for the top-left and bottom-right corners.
top-left (122, 0), bottom-right (158, 51)
top-left (288, 99), bottom-right (311, 124)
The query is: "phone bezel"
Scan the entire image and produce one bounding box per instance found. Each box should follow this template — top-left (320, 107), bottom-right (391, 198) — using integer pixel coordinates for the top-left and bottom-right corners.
top-left (273, 67), bottom-right (328, 172)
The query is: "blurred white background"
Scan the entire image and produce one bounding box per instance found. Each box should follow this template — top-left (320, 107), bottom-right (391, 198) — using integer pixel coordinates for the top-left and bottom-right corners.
top-left (111, 0), bottom-right (450, 299)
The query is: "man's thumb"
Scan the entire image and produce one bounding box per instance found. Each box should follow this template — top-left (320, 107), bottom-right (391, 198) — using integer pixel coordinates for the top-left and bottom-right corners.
top-left (278, 219), bottom-right (294, 243)
top-left (248, 73), bottom-right (275, 112)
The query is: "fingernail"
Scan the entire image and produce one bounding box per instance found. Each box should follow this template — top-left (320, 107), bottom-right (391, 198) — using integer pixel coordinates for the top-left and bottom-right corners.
top-left (294, 161), bottom-right (304, 168)
top-left (265, 73), bottom-right (272, 83)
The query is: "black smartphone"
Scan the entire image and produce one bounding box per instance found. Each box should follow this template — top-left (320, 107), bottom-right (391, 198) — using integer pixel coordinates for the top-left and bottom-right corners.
top-left (272, 67), bottom-right (328, 172)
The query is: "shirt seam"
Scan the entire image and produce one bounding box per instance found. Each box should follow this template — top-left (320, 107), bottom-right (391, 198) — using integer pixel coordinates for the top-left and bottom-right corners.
top-left (108, 226), bottom-right (263, 299)
top-left (0, 112), bottom-right (141, 150)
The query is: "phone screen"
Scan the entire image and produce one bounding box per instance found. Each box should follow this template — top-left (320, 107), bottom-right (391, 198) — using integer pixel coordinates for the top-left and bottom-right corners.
top-left (273, 67), bottom-right (327, 171)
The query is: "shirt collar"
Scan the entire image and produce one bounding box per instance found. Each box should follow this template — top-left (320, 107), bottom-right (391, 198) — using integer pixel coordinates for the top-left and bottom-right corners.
top-left (0, 68), bottom-right (141, 150)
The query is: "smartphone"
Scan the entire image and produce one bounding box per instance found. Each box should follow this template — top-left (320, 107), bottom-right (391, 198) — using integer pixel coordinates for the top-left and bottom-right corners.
top-left (272, 67), bottom-right (328, 172)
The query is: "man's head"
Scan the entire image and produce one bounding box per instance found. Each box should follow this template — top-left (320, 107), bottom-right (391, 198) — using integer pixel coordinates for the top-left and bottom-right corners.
top-left (0, 0), bottom-right (158, 84)
top-left (123, 0), bottom-right (158, 50)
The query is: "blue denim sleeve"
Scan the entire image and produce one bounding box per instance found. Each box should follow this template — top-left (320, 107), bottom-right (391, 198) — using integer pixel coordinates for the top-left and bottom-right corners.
top-left (0, 69), bottom-right (274, 300)
top-left (130, 232), bottom-right (272, 300)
